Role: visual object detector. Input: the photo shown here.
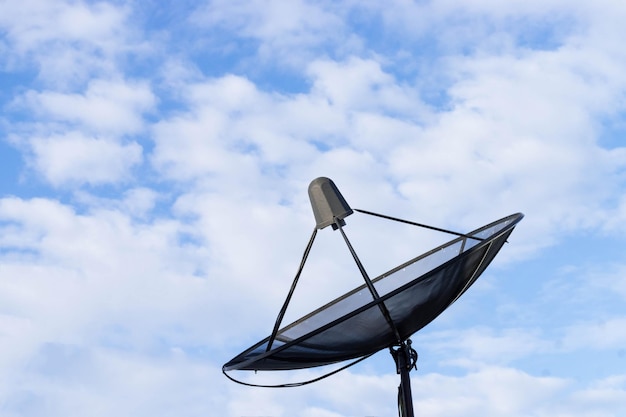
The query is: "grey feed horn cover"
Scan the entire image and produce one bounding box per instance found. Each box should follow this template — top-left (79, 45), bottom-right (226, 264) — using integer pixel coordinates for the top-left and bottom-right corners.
top-left (308, 177), bottom-right (353, 230)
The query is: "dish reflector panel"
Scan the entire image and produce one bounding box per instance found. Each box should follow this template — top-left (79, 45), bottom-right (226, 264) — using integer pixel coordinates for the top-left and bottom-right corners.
top-left (224, 212), bottom-right (522, 371)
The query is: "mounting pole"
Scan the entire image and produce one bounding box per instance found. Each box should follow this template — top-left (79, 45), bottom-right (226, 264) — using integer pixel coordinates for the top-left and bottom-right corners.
top-left (391, 340), bottom-right (417, 417)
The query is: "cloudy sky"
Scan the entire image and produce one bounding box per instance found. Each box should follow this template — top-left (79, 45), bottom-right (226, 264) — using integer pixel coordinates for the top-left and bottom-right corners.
top-left (1, 0), bottom-right (626, 416)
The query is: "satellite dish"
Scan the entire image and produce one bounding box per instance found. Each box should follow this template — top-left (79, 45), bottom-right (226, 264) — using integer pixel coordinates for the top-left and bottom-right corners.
top-left (223, 177), bottom-right (523, 417)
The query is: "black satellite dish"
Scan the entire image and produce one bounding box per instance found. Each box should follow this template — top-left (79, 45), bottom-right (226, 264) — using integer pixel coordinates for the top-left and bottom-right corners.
top-left (223, 177), bottom-right (523, 417)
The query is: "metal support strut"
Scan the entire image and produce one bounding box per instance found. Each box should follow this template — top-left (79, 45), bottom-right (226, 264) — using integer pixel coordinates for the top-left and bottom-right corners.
top-left (390, 339), bottom-right (418, 417)
top-left (266, 228), bottom-right (318, 352)
top-left (336, 218), bottom-right (403, 345)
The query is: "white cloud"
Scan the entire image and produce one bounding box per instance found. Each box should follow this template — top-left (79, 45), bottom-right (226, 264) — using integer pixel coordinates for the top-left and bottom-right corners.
top-left (0, 0), bottom-right (135, 85)
top-left (570, 375), bottom-right (626, 417)
top-left (307, 57), bottom-right (425, 115)
top-left (151, 74), bottom-right (323, 181)
top-left (349, 0), bottom-right (580, 51)
top-left (420, 327), bottom-right (551, 368)
top-left (223, 366), bottom-right (626, 417)
top-left (27, 132), bottom-right (142, 186)
top-left (0, 0), bottom-right (128, 50)
top-left (385, 44), bottom-right (626, 250)
top-left (151, 47), bottom-right (626, 263)
top-left (0, 196), bottom-right (214, 351)
top-left (20, 79), bottom-right (156, 136)
top-left (0, 347), bottom-right (223, 417)
top-left (602, 195), bottom-right (626, 234)
top-left (596, 264), bottom-right (626, 300)
top-left (119, 188), bottom-right (160, 218)
top-left (193, 0), bottom-right (352, 66)
top-left (71, 187), bottom-right (160, 220)
top-left (561, 318), bottom-right (626, 351)
top-left (151, 57), bottom-right (429, 187)
top-left (410, 367), bottom-right (567, 416)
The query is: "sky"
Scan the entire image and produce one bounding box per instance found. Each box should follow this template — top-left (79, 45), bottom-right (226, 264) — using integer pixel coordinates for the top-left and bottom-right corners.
top-left (1, 0), bottom-right (626, 416)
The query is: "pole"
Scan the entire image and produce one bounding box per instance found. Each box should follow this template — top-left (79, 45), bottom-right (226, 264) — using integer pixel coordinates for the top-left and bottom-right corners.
top-left (391, 341), bottom-right (417, 417)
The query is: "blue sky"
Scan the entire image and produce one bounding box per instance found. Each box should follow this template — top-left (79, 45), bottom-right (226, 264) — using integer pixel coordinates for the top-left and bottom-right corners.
top-left (1, 1), bottom-right (625, 416)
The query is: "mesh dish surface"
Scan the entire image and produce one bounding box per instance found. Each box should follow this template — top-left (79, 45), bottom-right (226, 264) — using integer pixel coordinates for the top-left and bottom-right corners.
top-left (224, 213), bottom-right (523, 372)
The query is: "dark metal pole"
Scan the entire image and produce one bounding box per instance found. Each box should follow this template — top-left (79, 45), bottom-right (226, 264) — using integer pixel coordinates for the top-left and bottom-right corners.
top-left (398, 346), bottom-right (415, 417)
top-left (391, 341), bottom-right (417, 417)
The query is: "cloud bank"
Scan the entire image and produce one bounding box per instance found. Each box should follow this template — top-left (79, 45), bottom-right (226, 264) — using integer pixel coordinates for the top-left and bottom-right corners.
top-left (1, 0), bottom-right (625, 416)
